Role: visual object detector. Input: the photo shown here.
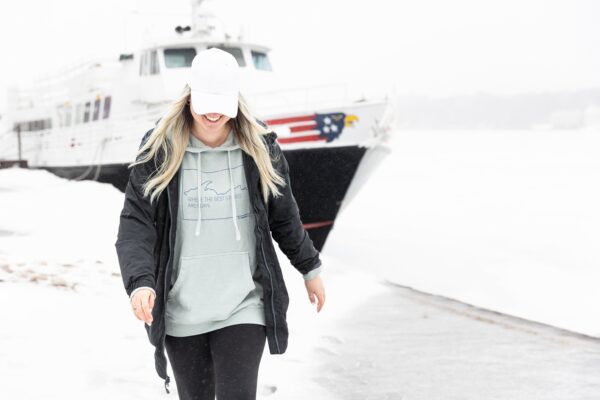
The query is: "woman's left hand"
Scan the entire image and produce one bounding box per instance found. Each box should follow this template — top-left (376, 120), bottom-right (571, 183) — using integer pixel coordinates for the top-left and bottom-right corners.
top-left (305, 275), bottom-right (326, 312)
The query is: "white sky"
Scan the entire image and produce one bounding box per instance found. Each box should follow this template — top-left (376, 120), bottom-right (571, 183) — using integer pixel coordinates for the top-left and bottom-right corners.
top-left (0, 0), bottom-right (599, 110)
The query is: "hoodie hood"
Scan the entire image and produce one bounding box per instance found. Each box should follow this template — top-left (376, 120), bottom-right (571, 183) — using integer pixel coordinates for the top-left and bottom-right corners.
top-left (185, 128), bottom-right (241, 240)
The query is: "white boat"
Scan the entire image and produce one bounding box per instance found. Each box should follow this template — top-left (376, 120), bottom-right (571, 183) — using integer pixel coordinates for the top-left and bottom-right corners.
top-left (0, 0), bottom-right (394, 251)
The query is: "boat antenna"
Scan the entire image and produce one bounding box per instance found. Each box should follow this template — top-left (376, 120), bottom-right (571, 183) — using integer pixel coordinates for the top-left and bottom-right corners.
top-left (190, 0), bottom-right (217, 38)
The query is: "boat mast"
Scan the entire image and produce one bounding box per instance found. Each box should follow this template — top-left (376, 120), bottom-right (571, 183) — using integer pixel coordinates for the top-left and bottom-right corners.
top-left (190, 0), bottom-right (218, 38)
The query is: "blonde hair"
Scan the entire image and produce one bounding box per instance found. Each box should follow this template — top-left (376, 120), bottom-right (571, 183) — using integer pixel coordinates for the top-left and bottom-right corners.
top-left (129, 84), bottom-right (286, 205)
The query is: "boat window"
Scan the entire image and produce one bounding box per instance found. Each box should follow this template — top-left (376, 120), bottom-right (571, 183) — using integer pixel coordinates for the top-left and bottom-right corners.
top-left (65, 105), bottom-right (72, 127)
top-left (251, 51), bottom-right (272, 71)
top-left (75, 104), bottom-right (82, 124)
top-left (56, 105), bottom-right (64, 127)
top-left (56, 104), bottom-right (73, 127)
top-left (83, 102), bottom-right (91, 123)
top-left (15, 119), bottom-right (49, 132)
top-left (103, 96), bottom-right (112, 119)
top-left (207, 46), bottom-right (245, 66)
top-left (164, 48), bottom-right (196, 68)
top-left (139, 52), bottom-right (147, 75)
top-left (139, 50), bottom-right (160, 75)
top-left (149, 50), bottom-right (160, 75)
top-left (92, 99), bottom-right (101, 121)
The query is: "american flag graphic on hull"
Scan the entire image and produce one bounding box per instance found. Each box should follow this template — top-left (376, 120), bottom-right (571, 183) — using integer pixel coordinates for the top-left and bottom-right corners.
top-left (265, 112), bottom-right (359, 144)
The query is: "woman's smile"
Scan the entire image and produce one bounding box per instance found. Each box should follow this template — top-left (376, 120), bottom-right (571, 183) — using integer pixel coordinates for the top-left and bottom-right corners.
top-left (203, 114), bottom-right (222, 123)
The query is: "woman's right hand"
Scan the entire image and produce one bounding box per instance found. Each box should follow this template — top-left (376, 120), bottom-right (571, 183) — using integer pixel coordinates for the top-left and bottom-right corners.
top-left (130, 289), bottom-right (155, 326)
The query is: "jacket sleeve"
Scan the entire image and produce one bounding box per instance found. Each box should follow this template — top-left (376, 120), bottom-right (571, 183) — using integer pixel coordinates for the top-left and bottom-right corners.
top-left (267, 138), bottom-right (323, 277)
top-left (115, 129), bottom-right (159, 297)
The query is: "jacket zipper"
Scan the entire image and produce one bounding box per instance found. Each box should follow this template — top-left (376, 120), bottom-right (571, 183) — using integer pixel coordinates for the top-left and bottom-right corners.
top-left (260, 238), bottom-right (281, 353)
top-left (165, 185), bottom-right (173, 305)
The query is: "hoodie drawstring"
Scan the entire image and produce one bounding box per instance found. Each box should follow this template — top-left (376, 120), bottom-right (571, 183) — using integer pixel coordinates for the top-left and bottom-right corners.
top-left (228, 149), bottom-right (241, 241)
top-left (193, 146), bottom-right (240, 241)
top-left (194, 152), bottom-right (202, 236)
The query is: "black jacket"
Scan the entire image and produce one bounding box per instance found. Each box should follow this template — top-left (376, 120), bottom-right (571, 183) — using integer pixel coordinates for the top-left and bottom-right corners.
top-left (115, 127), bottom-right (322, 393)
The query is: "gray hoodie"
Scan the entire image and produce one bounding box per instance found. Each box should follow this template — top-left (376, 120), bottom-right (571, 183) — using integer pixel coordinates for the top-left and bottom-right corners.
top-left (130, 128), bottom-right (322, 336)
top-left (164, 128), bottom-right (267, 337)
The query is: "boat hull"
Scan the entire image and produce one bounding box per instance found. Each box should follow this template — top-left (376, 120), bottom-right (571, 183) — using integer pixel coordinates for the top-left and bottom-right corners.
top-left (37, 145), bottom-right (367, 252)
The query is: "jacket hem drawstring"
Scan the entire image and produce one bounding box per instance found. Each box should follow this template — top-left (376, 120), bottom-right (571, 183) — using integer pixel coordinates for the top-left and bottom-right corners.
top-left (164, 374), bottom-right (171, 394)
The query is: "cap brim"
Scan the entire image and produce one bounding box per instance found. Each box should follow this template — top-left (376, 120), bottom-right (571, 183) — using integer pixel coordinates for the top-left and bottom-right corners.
top-left (190, 90), bottom-right (238, 118)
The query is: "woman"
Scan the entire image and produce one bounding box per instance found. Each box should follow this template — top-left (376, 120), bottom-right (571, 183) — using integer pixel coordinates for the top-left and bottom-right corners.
top-left (115, 47), bottom-right (326, 400)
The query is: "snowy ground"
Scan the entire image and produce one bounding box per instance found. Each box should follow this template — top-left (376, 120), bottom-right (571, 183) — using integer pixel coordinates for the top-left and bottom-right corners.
top-left (0, 166), bottom-right (382, 399)
top-left (1, 127), bottom-right (599, 398)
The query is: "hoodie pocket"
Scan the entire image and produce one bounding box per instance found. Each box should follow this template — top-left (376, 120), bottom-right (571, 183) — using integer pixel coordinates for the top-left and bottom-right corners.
top-left (168, 251), bottom-right (256, 323)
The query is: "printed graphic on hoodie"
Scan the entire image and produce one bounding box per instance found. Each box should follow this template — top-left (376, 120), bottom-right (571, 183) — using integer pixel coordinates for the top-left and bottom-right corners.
top-left (181, 164), bottom-right (251, 221)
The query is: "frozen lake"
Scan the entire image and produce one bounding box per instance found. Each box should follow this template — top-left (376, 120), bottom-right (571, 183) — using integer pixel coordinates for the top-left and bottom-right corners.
top-left (327, 128), bottom-right (600, 337)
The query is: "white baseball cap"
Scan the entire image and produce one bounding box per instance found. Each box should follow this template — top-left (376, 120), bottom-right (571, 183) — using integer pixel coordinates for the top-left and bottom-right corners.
top-left (187, 47), bottom-right (240, 118)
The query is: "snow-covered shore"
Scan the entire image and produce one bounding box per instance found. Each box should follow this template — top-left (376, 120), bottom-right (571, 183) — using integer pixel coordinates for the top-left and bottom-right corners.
top-left (0, 166), bottom-right (382, 399)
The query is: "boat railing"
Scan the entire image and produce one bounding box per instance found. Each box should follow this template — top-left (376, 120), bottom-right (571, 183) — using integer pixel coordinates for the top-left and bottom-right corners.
top-left (32, 56), bottom-right (118, 88)
top-left (246, 82), bottom-right (351, 114)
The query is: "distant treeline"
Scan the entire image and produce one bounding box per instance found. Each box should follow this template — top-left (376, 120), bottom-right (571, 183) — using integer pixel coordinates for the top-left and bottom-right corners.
top-left (394, 88), bottom-right (600, 129)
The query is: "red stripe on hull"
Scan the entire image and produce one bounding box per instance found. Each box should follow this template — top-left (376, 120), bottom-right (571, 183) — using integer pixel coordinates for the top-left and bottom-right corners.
top-left (290, 123), bottom-right (317, 133)
top-left (266, 115), bottom-right (315, 125)
top-left (278, 135), bottom-right (326, 144)
top-left (303, 220), bottom-right (334, 230)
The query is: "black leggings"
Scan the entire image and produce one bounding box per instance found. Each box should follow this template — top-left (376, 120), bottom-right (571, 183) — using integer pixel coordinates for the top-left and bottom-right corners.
top-left (165, 323), bottom-right (267, 400)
